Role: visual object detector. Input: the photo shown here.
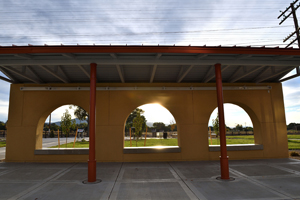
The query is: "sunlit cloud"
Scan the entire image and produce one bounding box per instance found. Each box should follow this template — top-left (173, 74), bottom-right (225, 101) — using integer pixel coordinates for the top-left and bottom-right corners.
top-left (138, 103), bottom-right (175, 125)
top-left (45, 105), bottom-right (77, 123)
top-left (209, 104), bottom-right (253, 128)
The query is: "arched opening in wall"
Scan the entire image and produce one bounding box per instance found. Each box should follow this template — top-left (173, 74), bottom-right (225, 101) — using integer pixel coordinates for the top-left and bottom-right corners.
top-left (124, 103), bottom-right (178, 148)
top-left (37, 105), bottom-right (89, 149)
top-left (208, 103), bottom-right (254, 146)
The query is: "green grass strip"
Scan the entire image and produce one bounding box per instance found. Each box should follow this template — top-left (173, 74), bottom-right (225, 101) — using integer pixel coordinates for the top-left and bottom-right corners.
top-left (225, 135), bottom-right (254, 139)
top-left (50, 141), bottom-right (89, 148)
top-left (287, 135), bottom-right (300, 139)
top-left (209, 138), bottom-right (254, 145)
top-left (125, 138), bottom-right (178, 147)
top-left (288, 139), bottom-right (300, 150)
top-left (50, 139), bottom-right (178, 148)
top-left (49, 137), bottom-right (300, 150)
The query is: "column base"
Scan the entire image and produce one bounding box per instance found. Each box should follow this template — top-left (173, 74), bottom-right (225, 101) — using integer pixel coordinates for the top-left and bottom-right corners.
top-left (88, 159), bottom-right (97, 182)
top-left (216, 177), bottom-right (235, 181)
top-left (220, 156), bottom-right (230, 180)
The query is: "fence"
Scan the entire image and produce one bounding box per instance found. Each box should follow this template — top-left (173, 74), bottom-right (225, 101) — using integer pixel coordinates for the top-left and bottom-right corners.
top-left (125, 131), bottom-right (177, 139)
top-left (287, 130), bottom-right (300, 135)
top-left (42, 130), bottom-right (87, 138)
top-left (208, 131), bottom-right (254, 137)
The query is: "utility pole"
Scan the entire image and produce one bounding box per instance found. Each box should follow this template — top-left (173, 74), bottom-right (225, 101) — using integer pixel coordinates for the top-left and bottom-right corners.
top-left (278, 0), bottom-right (300, 48)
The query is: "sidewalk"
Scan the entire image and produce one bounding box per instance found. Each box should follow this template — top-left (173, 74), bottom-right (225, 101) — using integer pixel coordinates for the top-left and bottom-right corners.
top-left (0, 158), bottom-right (300, 200)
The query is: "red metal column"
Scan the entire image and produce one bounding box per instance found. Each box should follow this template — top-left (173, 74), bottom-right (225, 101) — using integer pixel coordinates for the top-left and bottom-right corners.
top-left (88, 63), bottom-right (97, 182)
top-left (215, 63), bottom-right (230, 180)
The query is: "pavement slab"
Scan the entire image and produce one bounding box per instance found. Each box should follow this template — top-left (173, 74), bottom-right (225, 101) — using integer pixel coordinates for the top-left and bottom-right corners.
top-left (0, 168), bottom-right (62, 181)
top-left (230, 164), bottom-right (293, 177)
top-left (23, 182), bottom-right (111, 200)
top-left (0, 183), bottom-right (37, 200)
top-left (0, 159), bottom-right (300, 200)
top-left (259, 177), bottom-right (300, 197)
top-left (115, 182), bottom-right (191, 200)
top-left (122, 167), bottom-right (175, 180)
top-left (190, 178), bottom-right (282, 200)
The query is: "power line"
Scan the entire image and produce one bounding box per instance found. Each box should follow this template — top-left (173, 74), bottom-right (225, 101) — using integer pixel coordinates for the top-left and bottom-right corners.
top-left (278, 0), bottom-right (300, 47)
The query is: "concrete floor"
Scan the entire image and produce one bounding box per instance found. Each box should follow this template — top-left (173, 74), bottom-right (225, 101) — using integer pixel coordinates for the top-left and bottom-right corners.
top-left (0, 159), bottom-right (300, 200)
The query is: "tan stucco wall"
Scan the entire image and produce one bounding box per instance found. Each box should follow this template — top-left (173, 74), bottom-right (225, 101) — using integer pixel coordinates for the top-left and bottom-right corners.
top-left (5, 82), bottom-right (288, 162)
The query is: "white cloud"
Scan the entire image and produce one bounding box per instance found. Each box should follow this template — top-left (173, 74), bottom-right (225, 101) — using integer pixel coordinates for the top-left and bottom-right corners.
top-left (45, 105), bottom-right (77, 123)
top-left (138, 104), bottom-right (175, 125)
top-left (282, 77), bottom-right (300, 124)
top-left (286, 110), bottom-right (300, 124)
top-left (209, 104), bottom-right (253, 128)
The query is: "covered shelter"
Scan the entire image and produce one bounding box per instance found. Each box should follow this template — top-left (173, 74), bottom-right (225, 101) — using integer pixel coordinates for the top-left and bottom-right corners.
top-left (0, 45), bottom-right (299, 181)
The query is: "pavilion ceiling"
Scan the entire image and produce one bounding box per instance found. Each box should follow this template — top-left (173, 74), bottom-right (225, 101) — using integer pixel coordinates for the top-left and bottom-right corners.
top-left (0, 45), bottom-right (299, 84)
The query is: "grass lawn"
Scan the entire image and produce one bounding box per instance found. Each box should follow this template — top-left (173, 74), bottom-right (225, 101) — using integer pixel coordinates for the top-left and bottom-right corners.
top-left (49, 136), bottom-right (300, 150)
top-left (209, 137), bottom-right (254, 145)
top-left (0, 140), bottom-right (6, 148)
top-left (209, 135), bottom-right (300, 150)
top-left (288, 139), bottom-right (300, 150)
top-left (125, 138), bottom-right (178, 147)
top-left (287, 135), bottom-right (300, 139)
top-left (225, 135), bottom-right (254, 139)
top-left (50, 141), bottom-right (89, 148)
top-left (50, 139), bottom-right (178, 148)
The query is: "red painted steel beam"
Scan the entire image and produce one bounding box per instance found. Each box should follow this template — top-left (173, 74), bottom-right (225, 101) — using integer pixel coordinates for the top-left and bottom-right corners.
top-left (88, 63), bottom-right (97, 182)
top-left (215, 63), bottom-right (230, 180)
top-left (1, 46), bottom-right (300, 56)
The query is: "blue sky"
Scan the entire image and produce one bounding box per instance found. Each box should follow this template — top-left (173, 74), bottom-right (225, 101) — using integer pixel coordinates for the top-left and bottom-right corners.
top-left (0, 0), bottom-right (299, 127)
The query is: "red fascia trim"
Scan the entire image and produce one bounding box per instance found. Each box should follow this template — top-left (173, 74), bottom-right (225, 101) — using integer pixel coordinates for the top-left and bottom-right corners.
top-left (0, 45), bottom-right (300, 56)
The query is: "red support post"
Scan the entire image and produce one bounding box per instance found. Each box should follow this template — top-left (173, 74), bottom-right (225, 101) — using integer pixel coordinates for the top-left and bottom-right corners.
top-left (88, 63), bottom-right (97, 182)
top-left (215, 63), bottom-right (230, 180)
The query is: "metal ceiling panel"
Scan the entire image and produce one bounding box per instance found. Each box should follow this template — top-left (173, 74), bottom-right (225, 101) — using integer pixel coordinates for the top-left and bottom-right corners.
top-left (97, 65), bottom-right (121, 83)
top-left (0, 45), bottom-right (299, 84)
top-left (123, 65), bottom-right (152, 82)
top-left (181, 65), bottom-right (209, 82)
top-left (154, 65), bottom-right (181, 82)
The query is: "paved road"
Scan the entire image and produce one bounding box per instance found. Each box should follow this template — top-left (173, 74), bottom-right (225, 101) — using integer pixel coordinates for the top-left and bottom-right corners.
top-left (0, 137), bottom-right (89, 160)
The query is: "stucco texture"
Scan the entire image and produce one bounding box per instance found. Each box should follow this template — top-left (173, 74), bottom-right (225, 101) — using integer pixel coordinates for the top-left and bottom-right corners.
top-left (5, 83), bottom-right (288, 162)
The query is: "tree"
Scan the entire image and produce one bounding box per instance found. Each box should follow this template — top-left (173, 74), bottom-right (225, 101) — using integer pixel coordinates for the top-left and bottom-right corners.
top-left (212, 114), bottom-right (219, 138)
top-left (72, 106), bottom-right (89, 136)
top-left (170, 120), bottom-right (176, 132)
top-left (235, 124), bottom-right (243, 133)
top-left (287, 123), bottom-right (300, 130)
top-left (125, 108), bottom-right (146, 133)
top-left (0, 121), bottom-right (6, 130)
top-left (61, 109), bottom-right (76, 147)
top-left (153, 122), bottom-right (166, 131)
top-left (132, 109), bottom-right (146, 146)
top-left (245, 127), bottom-right (253, 131)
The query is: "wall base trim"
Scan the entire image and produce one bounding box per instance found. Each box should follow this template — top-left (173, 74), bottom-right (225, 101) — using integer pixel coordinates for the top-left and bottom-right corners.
top-left (35, 148), bottom-right (89, 155)
top-left (209, 144), bottom-right (263, 152)
top-left (123, 146), bottom-right (181, 154)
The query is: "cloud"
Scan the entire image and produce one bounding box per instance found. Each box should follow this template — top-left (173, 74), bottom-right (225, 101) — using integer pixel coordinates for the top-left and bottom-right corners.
top-left (209, 104), bottom-right (253, 128)
top-left (0, 99), bottom-right (9, 122)
top-left (0, 0), bottom-right (298, 125)
top-left (138, 103), bottom-right (175, 125)
top-left (45, 105), bottom-right (78, 123)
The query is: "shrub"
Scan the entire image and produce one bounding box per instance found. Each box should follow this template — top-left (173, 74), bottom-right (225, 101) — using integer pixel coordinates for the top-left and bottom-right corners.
top-left (290, 151), bottom-right (300, 156)
top-left (81, 138), bottom-right (86, 142)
